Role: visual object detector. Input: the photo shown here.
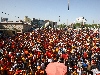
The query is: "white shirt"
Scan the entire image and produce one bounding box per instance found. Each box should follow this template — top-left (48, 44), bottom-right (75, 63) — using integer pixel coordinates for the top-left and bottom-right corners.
top-left (0, 49), bottom-right (3, 54)
top-left (58, 50), bottom-right (62, 55)
top-left (77, 69), bottom-right (81, 75)
top-left (78, 62), bottom-right (82, 68)
top-left (91, 68), bottom-right (100, 75)
top-left (48, 58), bottom-right (53, 62)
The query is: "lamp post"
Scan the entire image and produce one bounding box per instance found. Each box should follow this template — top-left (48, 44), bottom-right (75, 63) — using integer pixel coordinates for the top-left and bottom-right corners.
top-left (59, 16), bottom-right (60, 25)
top-left (81, 17), bottom-right (87, 30)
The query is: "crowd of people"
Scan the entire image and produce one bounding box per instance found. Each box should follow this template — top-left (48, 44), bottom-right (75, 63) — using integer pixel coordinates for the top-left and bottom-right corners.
top-left (0, 27), bottom-right (100, 75)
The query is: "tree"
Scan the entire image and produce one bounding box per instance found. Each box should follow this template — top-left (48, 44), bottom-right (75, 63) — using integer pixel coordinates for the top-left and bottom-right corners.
top-left (58, 24), bottom-right (66, 28)
top-left (84, 24), bottom-right (88, 28)
top-left (73, 23), bottom-right (80, 29)
top-left (73, 23), bottom-right (100, 29)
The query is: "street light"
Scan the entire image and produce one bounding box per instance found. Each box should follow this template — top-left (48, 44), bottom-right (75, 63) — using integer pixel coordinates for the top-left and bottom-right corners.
top-left (59, 16), bottom-right (60, 25)
top-left (59, 16), bottom-right (61, 29)
top-left (82, 18), bottom-right (87, 30)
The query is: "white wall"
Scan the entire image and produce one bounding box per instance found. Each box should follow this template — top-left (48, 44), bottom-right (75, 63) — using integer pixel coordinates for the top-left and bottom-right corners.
top-left (76, 17), bottom-right (87, 25)
top-left (2, 24), bottom-right (23, 33)
top-left (0, 23), bottom-right (32, 33)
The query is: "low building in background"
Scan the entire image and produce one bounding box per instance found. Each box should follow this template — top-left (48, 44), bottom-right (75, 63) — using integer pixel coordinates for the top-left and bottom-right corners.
top-left (0, 16), bottom-right (58, 35)
top-left (1, 17), bottom-right (8, 22)
top-left (31, 18), bottom-right (45, 28)
top-left (76, 17), bottom-right (87, 25)
top-left (24, 16), bottom-right (32, 24)
top-left (32, 18), bottom-right (39, 28)
top-left (0, 21), bottom-right (32, 35)
top-left (44, 20), bottom-right (57, 28)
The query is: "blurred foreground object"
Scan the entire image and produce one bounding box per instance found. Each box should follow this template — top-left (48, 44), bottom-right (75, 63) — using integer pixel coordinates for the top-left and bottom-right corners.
top-left (68, 0), bottom-right (70, 10)
top-left (45, 62), bottom-right (67, 75)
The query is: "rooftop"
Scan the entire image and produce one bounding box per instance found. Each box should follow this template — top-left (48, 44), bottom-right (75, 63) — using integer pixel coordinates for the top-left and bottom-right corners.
top-left (0, 22), bottom-right (23, 24)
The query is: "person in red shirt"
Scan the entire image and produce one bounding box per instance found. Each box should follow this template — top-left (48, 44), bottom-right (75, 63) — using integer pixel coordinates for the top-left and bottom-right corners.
top-left (46, 50), bottom-right (53, 59)
top-left (83, 51), bottom-right (88, 62)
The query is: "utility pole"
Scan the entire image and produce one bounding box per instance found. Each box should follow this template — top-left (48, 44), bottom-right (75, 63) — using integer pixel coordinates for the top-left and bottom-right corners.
top-left (59, 16), bottom-right (61, 30)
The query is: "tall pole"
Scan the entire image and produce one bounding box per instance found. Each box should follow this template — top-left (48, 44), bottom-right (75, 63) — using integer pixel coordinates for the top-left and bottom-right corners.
top-left (67, 19), bottom-right (68, 26)
top-left (93, 20), bottom-right (94, 24)
top-left (59, 16), bottom-right (60, 25)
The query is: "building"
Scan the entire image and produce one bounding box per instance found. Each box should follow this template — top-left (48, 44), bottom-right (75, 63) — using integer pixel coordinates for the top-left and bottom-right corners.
top-left (31, 18), bottom-right (57, 29)
top-left (0, 21), bottom-right (33, 35)
top-left (39, 20), bottom-right (45, 28)
top-left (31, 18), bottom-right (45, 28)
top-left (44, 20), bottom-right (57, 28)
top-left (1, 17), bottom-right (8, 22)
top-left (52, 21), bottom-right (57, 28)
top-left (32, 18), bottom-right (39, 28)
top-left (24, 16), bottom-right (32, 24)
top-left (76, 17), bottom-right (87, 25)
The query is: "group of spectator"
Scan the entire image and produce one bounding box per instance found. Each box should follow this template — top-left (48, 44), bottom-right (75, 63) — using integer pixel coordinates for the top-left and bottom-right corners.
top-left (0, 27), bottom-right (100, 75)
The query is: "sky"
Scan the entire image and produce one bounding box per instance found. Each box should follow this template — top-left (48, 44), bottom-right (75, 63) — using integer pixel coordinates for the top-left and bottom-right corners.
top-left (0, 0), bottom-right (100, 25)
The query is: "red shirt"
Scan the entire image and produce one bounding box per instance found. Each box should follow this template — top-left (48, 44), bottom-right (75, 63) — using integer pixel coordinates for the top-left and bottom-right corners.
top-left (62, 54), bottom-right (68, 60)
top-left (46, 51), bottom-right (52, 59)
top-left (3, 62), bottom-right (11, 70)
top-left (15, 70), bottom-right (22, 74)
top-left (96, 48), bottom-right (100, 52)
top-left (74, 65), bottom-right (78, 70)
top-left (83, 52), bottom-right (88, 58)
top-left (37, 51), bottom-right (41, 57)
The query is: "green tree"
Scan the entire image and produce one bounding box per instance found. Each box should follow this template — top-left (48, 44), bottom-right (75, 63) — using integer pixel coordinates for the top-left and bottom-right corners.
top-left (91, 24), bottom-right (97, 28)
top-left (84, 24), bottom-right (88, 28)
top-left (58, 24), bottom-right (66, 28)
top-left (73, 23), bottom-right (80, 29)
